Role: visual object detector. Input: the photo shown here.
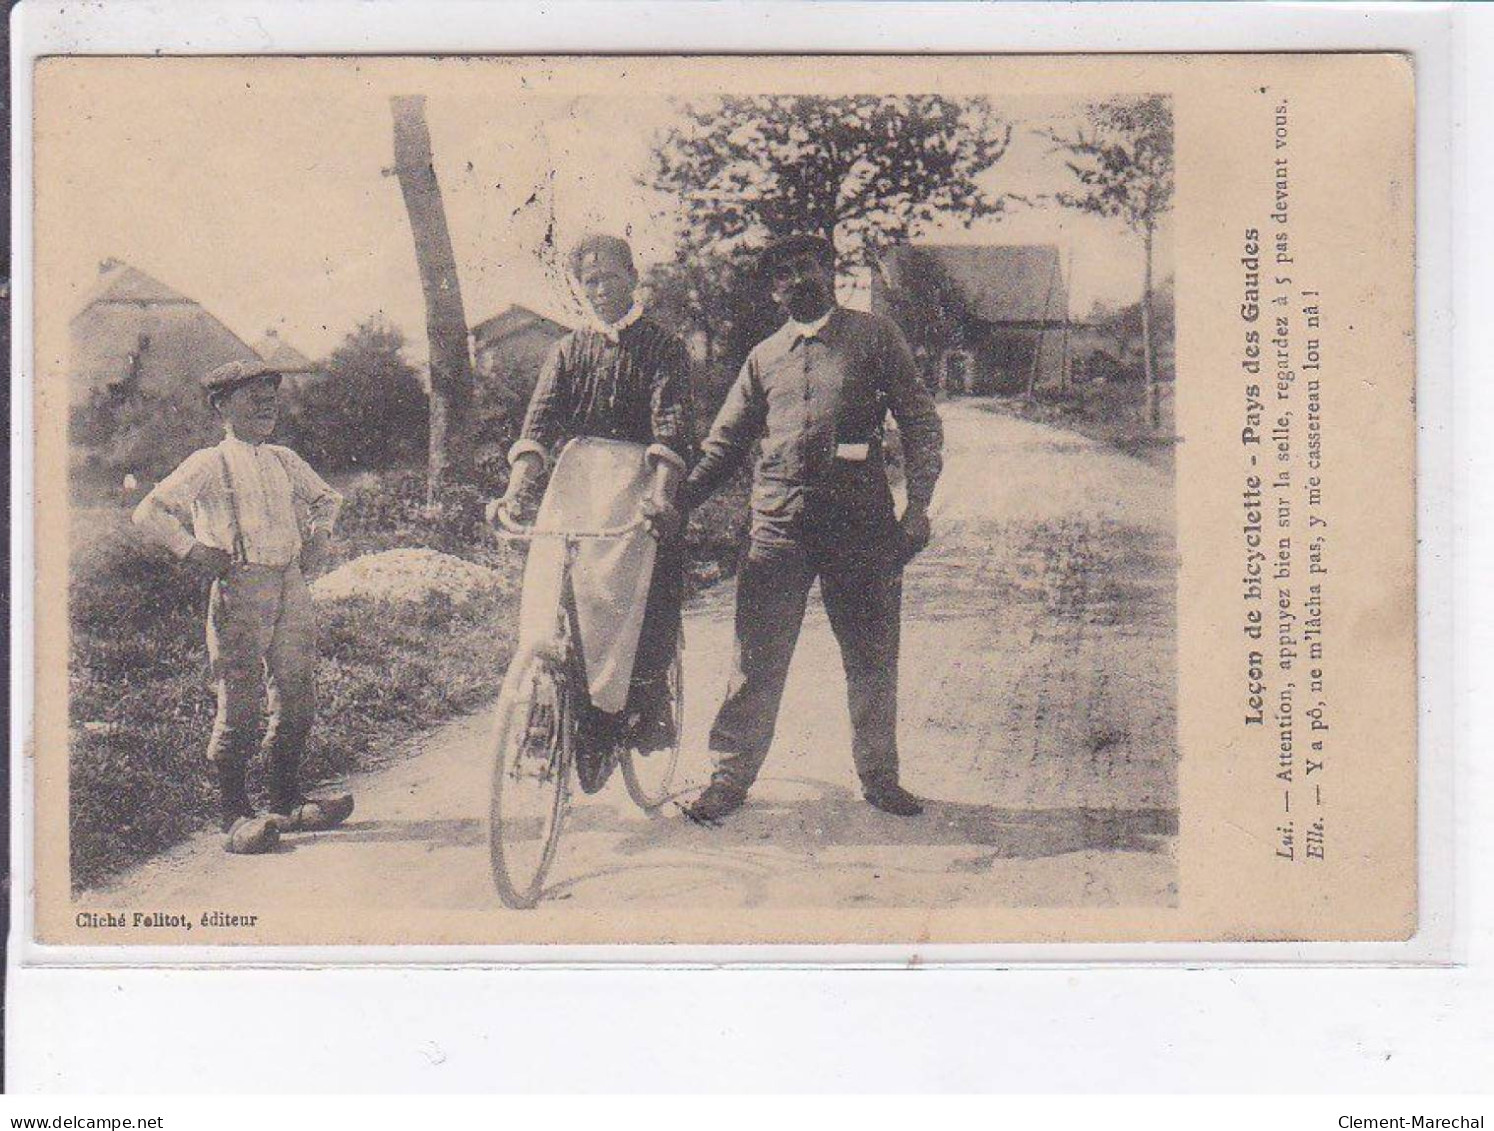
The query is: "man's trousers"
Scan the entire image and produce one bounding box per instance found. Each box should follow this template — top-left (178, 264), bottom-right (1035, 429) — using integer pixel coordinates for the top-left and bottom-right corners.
top-left (708, 537), bottom-right (903, 793)
top-left (205, 563), bottom-right (317, 810)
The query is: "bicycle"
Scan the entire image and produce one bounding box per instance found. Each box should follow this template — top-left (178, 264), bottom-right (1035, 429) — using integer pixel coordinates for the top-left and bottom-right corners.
top-left (487, 506), bottom-right (684, 910)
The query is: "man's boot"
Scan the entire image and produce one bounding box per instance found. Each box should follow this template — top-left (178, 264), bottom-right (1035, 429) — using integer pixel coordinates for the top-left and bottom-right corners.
top-left (863, 781), bottom-right (925, 817)
top-left (267, 752), bottom-right (300, 822)
top-left (684, 779), bottom-right (747, 825)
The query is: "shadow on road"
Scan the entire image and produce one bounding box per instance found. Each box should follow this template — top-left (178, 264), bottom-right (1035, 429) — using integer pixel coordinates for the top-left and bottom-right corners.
top-left (565, 778), bottom-right (1176, 861)
top-left (300, 817), bottom-right (486, 849)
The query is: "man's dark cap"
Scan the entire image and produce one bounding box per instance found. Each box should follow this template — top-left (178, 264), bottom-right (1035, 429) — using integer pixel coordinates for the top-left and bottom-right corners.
top-left (201, 358), bottom-right (285, 398)
top-left (758, 233), bottom-right (836, 274)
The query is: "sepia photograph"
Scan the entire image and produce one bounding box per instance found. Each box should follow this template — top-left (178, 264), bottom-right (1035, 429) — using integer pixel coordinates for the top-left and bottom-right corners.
top-left (7, 0), bottom-right (1483, 1105)
top-left (27, 54), bottom-right (1412, 946)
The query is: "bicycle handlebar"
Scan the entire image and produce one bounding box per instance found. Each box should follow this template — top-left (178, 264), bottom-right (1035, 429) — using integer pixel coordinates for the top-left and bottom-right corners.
top-left (491, 504), bottom-right (646, 541)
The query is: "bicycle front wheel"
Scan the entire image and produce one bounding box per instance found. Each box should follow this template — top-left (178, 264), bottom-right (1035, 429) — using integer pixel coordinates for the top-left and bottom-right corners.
top-left (621, 629), bottom-right (683, 812)
top-left (489, 651), bottom-right (573, 909)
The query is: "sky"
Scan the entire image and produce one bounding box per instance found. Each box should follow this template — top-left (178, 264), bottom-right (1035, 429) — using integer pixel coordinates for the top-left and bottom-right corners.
top-left (36, 58), bottom-right (1172, 370)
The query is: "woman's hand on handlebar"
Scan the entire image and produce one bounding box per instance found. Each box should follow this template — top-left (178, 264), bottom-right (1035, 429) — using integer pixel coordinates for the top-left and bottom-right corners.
top-left (487, 491), bottom-right (540, 531)
top-left (490, 452), bottom-right (544, 529)
top-left (638, 496), bottom-right (683, 542)
top-left (484, 496), bottom-right (512, 529)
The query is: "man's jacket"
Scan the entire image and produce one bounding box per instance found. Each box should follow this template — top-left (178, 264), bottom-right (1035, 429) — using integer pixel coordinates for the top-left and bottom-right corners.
top-left (684, 307), bottom-right (944, 548)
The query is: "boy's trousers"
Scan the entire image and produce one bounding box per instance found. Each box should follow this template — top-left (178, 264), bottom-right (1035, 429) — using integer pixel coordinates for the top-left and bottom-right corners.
top-left (204, 563), bottom-right (317, 793)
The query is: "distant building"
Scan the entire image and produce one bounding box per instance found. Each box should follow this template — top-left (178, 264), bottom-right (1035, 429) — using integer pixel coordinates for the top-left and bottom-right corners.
top-left (252, 327), bottom-right (314, 372)
top-left (68, 258), bottom-right (261, 411)
top-left (252, 327), bottom-right (320, 395)
top-left (470, 304), bottom-right (570, 426)
top-left (871, 244), bottom-right (1070, 396)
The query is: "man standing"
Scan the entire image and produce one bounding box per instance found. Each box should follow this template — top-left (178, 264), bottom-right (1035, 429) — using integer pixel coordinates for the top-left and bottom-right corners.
top-left (133, 359), bottom-right (352, 854)
top-left (682, 234), bottom-right (944, 822)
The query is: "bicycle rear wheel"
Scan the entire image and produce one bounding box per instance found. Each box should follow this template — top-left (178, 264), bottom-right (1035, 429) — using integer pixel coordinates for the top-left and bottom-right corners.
top-left (621, 629), bottom-right (683, 812)
top-left (489, 651), bottom-right (573, 909)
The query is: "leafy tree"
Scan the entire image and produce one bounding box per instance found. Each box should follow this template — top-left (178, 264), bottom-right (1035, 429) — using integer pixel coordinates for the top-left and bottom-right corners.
top-left (642, 250), bottom-right (784, 420)
top-left (642, 252), bottom-right (741, 366)
top-left (288, 317), bottom-right (428, 472)
top-left (875, 246), bottom-right (972, 391)
top-left (648, 95), bottom-right (1013, 275)
top-left (1044, 95), bottom-right (1174, 428)
top-left (72, 373), bottom-right (222, 487)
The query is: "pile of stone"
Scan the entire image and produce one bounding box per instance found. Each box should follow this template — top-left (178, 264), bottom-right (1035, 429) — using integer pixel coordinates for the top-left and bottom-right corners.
top-left (309, 548), bottom-right (505, 605)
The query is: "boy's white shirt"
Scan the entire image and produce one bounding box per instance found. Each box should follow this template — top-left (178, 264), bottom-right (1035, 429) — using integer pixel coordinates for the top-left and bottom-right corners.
top-left (132, 428), bottom-right (342, 567)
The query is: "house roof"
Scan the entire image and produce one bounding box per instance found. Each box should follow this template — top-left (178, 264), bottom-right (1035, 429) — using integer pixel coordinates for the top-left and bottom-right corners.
top-left (68, 259), bottom-right (264, 404)
top-left (252, 328), bottom-right (316, 373)
top-left (880, 244), bottom-right (1068, 324)
top-left (471, 303), bottom-right (569, 346)
top-left (72, 258), bottom-right (199, 320)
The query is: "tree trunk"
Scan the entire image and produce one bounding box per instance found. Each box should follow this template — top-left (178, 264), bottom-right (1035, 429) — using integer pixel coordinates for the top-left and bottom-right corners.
top-left (390, 95), bottom-right (475, 501)
top-left (1026, 257), bottom-right (1060, 401)
top-left (1059, 314), bottom-right (1071, 394)
top-left (1059, 246), bottom-right (1073, 393)
top-left (1141, 221), bottom-right (1161, 430)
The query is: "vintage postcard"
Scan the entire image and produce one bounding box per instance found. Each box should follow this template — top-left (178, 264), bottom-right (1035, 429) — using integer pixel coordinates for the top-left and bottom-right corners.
top-left (25, 53), bottom-right (1415, 948)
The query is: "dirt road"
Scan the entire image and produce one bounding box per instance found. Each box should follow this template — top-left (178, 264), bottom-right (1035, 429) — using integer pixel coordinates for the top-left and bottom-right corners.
top-left (98, 401), bottom-right (1177, 924)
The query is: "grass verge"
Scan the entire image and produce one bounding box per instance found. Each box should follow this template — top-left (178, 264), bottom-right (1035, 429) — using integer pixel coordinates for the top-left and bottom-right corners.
top-left (69, 511), bottom-right (516, 890)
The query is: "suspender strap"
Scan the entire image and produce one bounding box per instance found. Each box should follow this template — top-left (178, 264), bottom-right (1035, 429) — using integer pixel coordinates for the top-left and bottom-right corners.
top-left (217, 449), bottom-right (250, 565)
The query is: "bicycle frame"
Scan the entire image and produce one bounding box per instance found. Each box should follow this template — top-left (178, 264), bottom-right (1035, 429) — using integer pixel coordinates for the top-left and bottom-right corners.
top-left (492, 507), bottom-right (646, 543)
top-left (487, 505), bottom-right (683, 907)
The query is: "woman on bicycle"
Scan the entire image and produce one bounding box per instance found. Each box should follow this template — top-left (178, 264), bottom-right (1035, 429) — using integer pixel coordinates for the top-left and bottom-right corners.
top-left (489, 233), bottom-right (693, 762)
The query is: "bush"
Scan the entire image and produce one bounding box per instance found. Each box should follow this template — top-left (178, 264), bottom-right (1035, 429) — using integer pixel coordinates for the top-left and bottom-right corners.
top-left (335, 471), bottom-right (503, 569)
top-left (284, 317), bottom-right (429, 472)
top-left (70, 515), bottom-right (206, 640)
top-left (70, 378), bottom-right (223, 486)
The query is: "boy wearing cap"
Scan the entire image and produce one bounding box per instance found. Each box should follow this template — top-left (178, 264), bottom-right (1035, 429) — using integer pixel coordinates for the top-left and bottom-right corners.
top-left (133, 359), bottom-right (351, 854)
top-left (488, 233), bottom-right (693, 761)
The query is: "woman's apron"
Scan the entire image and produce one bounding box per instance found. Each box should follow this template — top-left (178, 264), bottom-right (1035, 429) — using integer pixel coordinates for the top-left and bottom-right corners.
top-left (515, 438), bottom-right (658, 713)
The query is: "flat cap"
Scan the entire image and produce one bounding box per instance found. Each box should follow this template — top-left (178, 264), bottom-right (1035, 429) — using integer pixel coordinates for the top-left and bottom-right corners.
top-left (201, 358), bottom-right (285, 396)
top-left (758, 233), bottom-right (837, 273)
